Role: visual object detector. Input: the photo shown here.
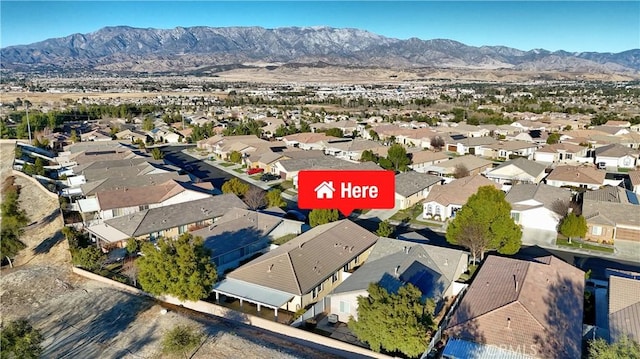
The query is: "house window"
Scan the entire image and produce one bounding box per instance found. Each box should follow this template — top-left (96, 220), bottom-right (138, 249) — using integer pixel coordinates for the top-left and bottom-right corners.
top-left (435, 206), bottom-right (441, 215)
top-left (565, 154), bottom-right (573, 160)
top-left (139, 204), bottom-right (149, 211)
top-left (178, 225), bottom-right (187, 234)
top-left (343, 263), bottom-right (350, 272)
top-left (340, 301), bottom-right (350, 314)
top-left (426, 205), bottom-right (433, 215)
top-left (312, 283), bottom-right (323, 299)
top-left (592, 226), bottom-right (603, 236)
top-left (332, 272), bottom-right (339, 283)
top-left (623, 157), bottom-right (632, 166)
top-left (511, 212), bottom-right (520, 223)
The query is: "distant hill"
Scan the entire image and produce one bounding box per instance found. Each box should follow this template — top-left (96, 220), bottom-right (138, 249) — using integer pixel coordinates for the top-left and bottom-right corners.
top-left (1, 26), bottom-right (638, 75)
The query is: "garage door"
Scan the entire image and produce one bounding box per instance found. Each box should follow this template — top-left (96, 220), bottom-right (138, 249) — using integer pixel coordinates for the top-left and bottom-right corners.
top-left (616, 228), bottom-right (640, 242)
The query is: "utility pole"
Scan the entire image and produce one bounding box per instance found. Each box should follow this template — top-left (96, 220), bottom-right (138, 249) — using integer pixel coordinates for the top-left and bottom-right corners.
top-left (26, 98), bottom-right (32, 144)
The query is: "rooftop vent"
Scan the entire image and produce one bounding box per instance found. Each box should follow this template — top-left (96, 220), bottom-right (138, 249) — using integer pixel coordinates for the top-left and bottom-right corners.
top-left (267, 264), bottom-right (273, 273)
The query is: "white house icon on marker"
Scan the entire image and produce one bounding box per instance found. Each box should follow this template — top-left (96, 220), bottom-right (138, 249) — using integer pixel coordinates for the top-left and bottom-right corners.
top-left (314, 181), bottom-right (335, 199)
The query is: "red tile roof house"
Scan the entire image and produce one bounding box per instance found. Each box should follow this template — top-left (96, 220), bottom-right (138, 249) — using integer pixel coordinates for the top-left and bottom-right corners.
top-left (443, 255), bottom-right (584, 359)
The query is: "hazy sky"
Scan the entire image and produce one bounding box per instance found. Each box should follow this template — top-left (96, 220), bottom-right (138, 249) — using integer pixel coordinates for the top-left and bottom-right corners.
top-left (1, 1), bottom-right (639, 52)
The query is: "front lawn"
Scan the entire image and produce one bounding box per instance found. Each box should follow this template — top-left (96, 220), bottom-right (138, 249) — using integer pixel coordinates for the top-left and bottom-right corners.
top-left (556, 237), bottom-right (614, 254)
top-left (233, 168), bottom-right (245, 174)
top-left (220, 162), bottom-right (236, 167)
top-left (390, 204), bottom-right (423, 223)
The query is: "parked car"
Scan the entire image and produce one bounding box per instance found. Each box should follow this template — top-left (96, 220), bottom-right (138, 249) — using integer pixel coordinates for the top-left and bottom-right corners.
top-left (247, 167), bottom-right (264, 175)
top-left (260, 173), bottom-right (280, 182)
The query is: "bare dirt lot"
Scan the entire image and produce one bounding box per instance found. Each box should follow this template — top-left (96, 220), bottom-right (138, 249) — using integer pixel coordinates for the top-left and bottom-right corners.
top-left (0, 142), bottom-right (343, 359)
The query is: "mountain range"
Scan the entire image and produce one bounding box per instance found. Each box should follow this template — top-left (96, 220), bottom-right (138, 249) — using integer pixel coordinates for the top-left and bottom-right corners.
top-left (1, 26), bottom-right (639, 75)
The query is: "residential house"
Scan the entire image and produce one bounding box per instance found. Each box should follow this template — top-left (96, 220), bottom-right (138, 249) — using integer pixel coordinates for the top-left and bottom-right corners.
top-left (594, 144), bottom-right (639, 169)
top-left (424, 155), bottom-right (494, 177)
top-left (283, 133), bottom-right (340, 150)
top-left (451, 136), bottom-right (497, 156)
top-left (484, 158), bottom-right (548, 187)
top-left (394, 171), bottom-right (443, 210)
top-left (604, 120), bottom-right (631, 128)
top-left (253, 150), bottom-right (324, 175)
top-left (212, 219), bottom-right (379, 316)
top-left (85, 194), bottom-right (247, 250)
top-left (582, 186), bottom-right (640, 244)
top-left (478, 140), bottom-right (538, 160)
top-left (310, 120), bottom-right (358, 136)
top-left (323, 139), bottom-right (386, 161)
top-left (81, 129), bottom-right (112, 142)
top-left (192, 208), bottom-right (305, 273)
top-left (592, 126), bottom-right (630, 137)
top-left (443, 255), bottom-right (584, 359)
top-left (608, 274), bottom-right (640, 344)
top-left (328, 237), bottom-right (468, 323)
top-left (423, 175), bottom-right (500, 220)
top-left (533, 143), bottom-right (591, 165)
top-left (545, 165), bottom-right (606, 190)
top-left (409, 151), bottom-right (450, 173)
top-left (76, 172), bottom-right (189, 197)
top-left (115, 129), bottom-right (148, 143)
top-left (95, 179), bottom-right (214, 221)
top-left (445, 123), bottom-right (491, 138)
top-left (505, 184), bottom-right (572, 244)
top-left (273, 156), bottom-right (382, 187)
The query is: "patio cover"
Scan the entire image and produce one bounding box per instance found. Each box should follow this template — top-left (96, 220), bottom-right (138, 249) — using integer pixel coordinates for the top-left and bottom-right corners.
top-left (442, 338), bottom-right (535, 359)
top-left (213, 278), bottom-right (293, 309)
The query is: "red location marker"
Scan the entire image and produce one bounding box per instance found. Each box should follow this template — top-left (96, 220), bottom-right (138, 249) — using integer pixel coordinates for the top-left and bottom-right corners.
top-left (298, 170), bottom-right (395, 216)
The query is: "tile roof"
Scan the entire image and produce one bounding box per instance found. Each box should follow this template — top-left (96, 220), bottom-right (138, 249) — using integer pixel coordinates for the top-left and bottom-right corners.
top-left (102, 195), bottom-right (247, 237)
top-left (630, 170), bottom-right (640, 187)
top-left (430, 155), bottom-right (494, 174)
top-left (277, 156), bottom-right (382, 172)
top-left (595, 143), bottom-right (640, 158)
top-left (483, 140), bottom-right (538, 151)
top-left (582, 186), bottom-right (640, 227)
top-left (424, 174), bottom-right (499, 207)
top-left (96, 179), bottom-right (211, 210)
top-left (226, 219), bottom-right (378, 296)
top-left (283, 132), bottom-right (340, 144)
top-left (446, 255), bottom-right (584, 359)
top-left (81, 172), bottom-right (188, 196)
top-left (331, 237), bottom-right (466, 298)
top-left (535, 143), bottom-right (585, 154)
top-left (394, 172), bottom-right (442, 197)
top-left (608, 276), bottom-right (640, 343)
top-left (546, 165), bottom-right (606, 185)
top-left (410, 150), bottom-right (449, 165)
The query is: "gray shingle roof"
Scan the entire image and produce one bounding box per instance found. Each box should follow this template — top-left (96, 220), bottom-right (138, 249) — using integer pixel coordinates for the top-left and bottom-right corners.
top-left (394, 171), bottom-right (442, 197)
top-left (595, 143), bottom-right (639, 158)
top-left (226, 219), bottom-right (378, 295)
top-left (582, 186), bottom-right (640, 227)
top-left (331, 237), bottom-right (466, 298)
top-left (103, 194), bottom-right (247, 236)
top-left (505, 183), bottom-right (572, 210)
top-left (81, 173), bottom-right (189, 196)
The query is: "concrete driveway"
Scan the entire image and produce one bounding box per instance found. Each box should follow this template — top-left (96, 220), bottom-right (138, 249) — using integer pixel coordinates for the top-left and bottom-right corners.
top-left (614, 239), bottom-right (640, 262)
top-left (520, 228), bottom-right (558, 247)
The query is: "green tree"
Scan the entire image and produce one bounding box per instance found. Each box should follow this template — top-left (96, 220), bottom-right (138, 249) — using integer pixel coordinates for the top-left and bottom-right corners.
top-left (360, 150), bottom-right (378, 163)
top-left (34, 157), bottom-right (45, 176)
top-left (446, 186), bottom-right (522, 263)
top-left (1, 178), bottom-right (29, 264)
top-left (369, 130), bottom-right (380, 141)
top-left (73, 246), bottom-right (106, 271)
top-left (386, 144), bottom-right (411, 172)
top-left (309, 209), bottom-right (339, 227)
top-left (559, 213), bottom-right (588, 244)
top-left (69, 129), bottom-right (78, 143)
top-left (162, 325), bottom-right (203, 358)
top-left (150, 147), bottom-right (164, 160)
top-left (547, 132), bottom-right (561, 144)
top-left (126, 238), bottom-right (141, 255)
top-left (324, 128), bottom-right (344, 138)
top-left (0, 319), bottom-right (43, 359)
top-left (349, 283), bottom-right (436, 358)
top-left (221, 178), bottom-right (249, 196)
top-left (376, 220), bottom-right (394, 237)
top-left (588, 336), bottom-right (640, 359)
top-left (142, 117), bottom-right (155, 131)
top-left (137, 234), bottom-right (217, 301)
top-left (300, 120), bottom-right (311, 133)
top-left (266, 189), bottom-right (286, 208)
top-left (228, 150), bottom-right (242, 164)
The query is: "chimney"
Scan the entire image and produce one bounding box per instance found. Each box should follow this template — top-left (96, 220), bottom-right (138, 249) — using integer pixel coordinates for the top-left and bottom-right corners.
top-left (444, 259), bottom-right (449, 266)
